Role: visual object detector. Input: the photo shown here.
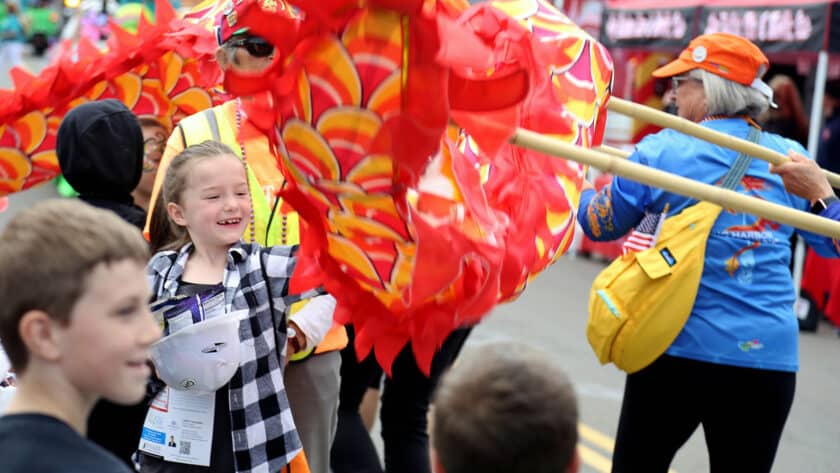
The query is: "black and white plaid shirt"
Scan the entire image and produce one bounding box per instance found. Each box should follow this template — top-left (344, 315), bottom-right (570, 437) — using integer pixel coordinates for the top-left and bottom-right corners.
top-left (148, 242), bottom-right (314, 472)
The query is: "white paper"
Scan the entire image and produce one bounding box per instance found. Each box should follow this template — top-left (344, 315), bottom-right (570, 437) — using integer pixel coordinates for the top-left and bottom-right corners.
top-left (138, 387), bottom-right (215, 466)
top-left (0, 386), bottom-right (15, 414)
top-left (0, 344), bottom-right (10, 374)
top-left (166, 310), bottom-right (195, 335)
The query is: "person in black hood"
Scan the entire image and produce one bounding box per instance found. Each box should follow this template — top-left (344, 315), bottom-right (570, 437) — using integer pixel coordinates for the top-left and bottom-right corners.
top-left (57, 99), bottom-right (147, 229)
top-left (57, 99), bottom-right (153, 468)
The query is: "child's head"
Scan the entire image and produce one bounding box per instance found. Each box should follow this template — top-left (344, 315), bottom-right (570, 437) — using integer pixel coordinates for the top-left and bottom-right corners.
top-left (161, 140), bottom-right (251, 252)
top-left (57, 99), bottom-right (144, 200)
top-left (0, 200), bottom-right (160, 405)
top-left (135, 117), bottom-right (169, 202)
top-left (432, 342), bottom-right (580, 473)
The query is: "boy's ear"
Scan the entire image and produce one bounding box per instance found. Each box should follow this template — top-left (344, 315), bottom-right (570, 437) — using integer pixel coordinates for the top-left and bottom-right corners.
top-left (167, 202), bottom-right (187, 227)
top-left (18, 310), bottom-right (62, 362)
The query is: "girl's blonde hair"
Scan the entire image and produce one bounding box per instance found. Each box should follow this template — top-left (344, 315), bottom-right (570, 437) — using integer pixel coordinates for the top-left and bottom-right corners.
top-left (158, 140), bottom-right (243, 252)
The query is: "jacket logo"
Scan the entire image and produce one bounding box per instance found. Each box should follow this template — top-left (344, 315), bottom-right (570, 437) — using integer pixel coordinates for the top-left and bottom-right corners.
top-left (738, 339), bottom-right (764, 352)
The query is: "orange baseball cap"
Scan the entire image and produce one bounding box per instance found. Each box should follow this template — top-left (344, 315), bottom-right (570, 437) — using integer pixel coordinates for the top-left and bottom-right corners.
top-left (653, 33), bottom-right (775, 106)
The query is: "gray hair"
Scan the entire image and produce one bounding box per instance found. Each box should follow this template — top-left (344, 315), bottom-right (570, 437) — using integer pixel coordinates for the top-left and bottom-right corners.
top-left (689, 68), bottom-right (769, 119)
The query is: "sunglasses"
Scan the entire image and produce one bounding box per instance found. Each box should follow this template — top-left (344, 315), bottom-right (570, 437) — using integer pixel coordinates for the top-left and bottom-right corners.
top-left (672, 75), bottom-right (702, 90)
top-left (227, 36), bottom-right (274, 58)
top-left (143, 137), bottom-right (164, 171)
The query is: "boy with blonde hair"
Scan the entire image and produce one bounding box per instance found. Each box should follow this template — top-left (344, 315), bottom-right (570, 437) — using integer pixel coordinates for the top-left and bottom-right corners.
top-left (0, 199), bottom-right (161, 472)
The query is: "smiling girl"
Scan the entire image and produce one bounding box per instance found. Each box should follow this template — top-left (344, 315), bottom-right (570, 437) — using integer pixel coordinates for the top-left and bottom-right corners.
top-left (140, 141), bottom-right (334, 473)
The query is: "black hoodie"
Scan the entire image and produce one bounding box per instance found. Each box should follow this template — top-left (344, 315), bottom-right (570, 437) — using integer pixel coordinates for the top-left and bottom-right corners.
top-left (57, 99), bottom-right (147, 229)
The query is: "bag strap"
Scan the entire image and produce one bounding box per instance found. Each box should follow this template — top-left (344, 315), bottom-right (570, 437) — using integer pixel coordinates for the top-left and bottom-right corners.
top-left (719, 126), bottom-right (761, 190)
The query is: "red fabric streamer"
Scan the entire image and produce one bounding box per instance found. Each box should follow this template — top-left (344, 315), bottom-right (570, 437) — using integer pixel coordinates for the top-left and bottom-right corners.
top-left (217, 0), bottom-right (612, 374)
top-left (0, 0), bottom-right (223, 196)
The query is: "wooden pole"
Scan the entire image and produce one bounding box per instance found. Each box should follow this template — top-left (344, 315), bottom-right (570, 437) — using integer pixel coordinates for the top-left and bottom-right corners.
top-left (510, 128), bottom-right (840, 239)
top-left (607, 97), bottom-right (840, 189)
top-left (594, 145), bottom-right (629, 159)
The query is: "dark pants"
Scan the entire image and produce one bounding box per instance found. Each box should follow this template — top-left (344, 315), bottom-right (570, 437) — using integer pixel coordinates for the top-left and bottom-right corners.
top-left (330, 326), bottom-right (472, 473)
top-left (612, 355), bottom-right (796, 473)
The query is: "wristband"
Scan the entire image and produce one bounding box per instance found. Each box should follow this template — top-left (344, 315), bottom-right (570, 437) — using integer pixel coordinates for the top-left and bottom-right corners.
top-left (810, 196), bottom-right (839, 214)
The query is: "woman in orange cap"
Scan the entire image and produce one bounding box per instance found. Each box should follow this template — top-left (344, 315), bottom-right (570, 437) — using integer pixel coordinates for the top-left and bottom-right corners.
top-left (577, 33), bottom-right (840, 472)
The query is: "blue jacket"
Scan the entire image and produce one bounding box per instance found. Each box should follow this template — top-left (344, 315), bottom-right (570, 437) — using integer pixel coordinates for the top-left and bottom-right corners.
top-left (578, 118), bottom-right (840, 372)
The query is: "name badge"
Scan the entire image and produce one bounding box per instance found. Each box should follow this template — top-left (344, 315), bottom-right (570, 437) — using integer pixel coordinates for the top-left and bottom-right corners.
top-left (138, 387), bottom-right (215, 466)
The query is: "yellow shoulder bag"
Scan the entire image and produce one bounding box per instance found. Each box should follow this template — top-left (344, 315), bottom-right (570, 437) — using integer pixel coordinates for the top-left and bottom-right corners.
top-left (586, 127), bottom-right (759, 373)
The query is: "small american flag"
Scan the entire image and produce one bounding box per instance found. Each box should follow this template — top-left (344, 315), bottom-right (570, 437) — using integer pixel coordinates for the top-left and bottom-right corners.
top-left (622, 205), bottom-right (669, 255)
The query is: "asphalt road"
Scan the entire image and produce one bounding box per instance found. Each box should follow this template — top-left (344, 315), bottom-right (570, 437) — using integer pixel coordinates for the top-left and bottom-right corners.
top-left (3, 49), bottom-right (839, 473)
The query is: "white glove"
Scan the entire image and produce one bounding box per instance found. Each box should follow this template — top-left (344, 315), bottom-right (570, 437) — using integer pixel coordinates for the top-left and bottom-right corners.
top-left (289, 294), bottom-right (337, 349)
